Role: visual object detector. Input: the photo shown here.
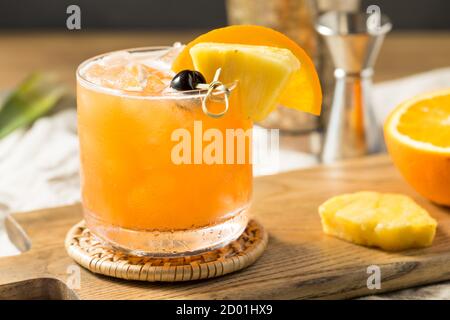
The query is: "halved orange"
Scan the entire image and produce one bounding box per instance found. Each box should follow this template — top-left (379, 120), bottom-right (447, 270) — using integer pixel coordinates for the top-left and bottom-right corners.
top-left (384, 89), bottom-right (450, 206)
top-left (172, 25), bottom-right (322, 117)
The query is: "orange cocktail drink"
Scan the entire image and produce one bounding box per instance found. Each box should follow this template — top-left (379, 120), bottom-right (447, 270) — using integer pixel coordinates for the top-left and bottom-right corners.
top-left (77, 47), bottom-right (252, 255)
top-left (76, 26), bottom-right (322, 256)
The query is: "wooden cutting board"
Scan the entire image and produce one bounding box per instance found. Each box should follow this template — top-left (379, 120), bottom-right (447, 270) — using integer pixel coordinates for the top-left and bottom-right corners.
top-left (1, 154), bottom-right (449, 300)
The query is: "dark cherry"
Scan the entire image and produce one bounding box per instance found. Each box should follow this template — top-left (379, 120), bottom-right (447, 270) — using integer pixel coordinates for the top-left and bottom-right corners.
top-left (170, 70), bottom-right (206, 91)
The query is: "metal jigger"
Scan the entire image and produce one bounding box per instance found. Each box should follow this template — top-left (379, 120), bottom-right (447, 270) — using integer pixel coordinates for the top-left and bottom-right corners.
top-left (316, 11), bottom-right (392, 163)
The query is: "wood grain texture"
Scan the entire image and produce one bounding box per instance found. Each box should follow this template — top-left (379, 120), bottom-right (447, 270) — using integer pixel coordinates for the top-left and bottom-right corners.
top-left (0, 154), bottom-right (449, 300)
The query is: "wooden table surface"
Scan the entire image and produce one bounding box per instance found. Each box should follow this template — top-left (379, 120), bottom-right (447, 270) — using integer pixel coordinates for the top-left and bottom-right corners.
top-left (0, 30), bottom-right (449, 90)
top-left (1, 155), bottom-right (450, 300)
top-left (0, 31), bottom-right (449, 299)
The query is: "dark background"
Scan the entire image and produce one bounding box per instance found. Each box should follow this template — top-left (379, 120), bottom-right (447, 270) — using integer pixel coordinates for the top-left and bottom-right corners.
top-left (0, 0), bottom-right (449, 30)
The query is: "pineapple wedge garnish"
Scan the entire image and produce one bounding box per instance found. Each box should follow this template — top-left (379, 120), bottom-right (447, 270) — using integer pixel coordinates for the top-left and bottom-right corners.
top-left (190, 42), bottom-right (300, 121)
top-left (319, 191), bottom-right (437, 251)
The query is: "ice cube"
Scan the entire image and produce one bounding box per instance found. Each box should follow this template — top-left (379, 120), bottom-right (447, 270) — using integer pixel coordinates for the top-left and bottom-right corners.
top-left (142, 43), bottom-right (185, 71)
top-left (123, 63), bottom-right (150, 91)
top-left (84, 62), bottom-right (148, 91)
top-left (82, 48), bottom-right (179, 93)
top-left (83, 63), bottom-right (108, 86)
top-left (100, 51), bottom-right (132, 67)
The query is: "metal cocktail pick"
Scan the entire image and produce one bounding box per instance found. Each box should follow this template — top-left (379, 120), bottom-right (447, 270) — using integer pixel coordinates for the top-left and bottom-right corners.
top-left (316, 11), bottom-right (392, 163)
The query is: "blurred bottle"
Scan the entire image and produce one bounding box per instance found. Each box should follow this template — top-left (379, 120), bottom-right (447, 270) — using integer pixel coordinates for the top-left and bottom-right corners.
top-left (226, 0), bottom-right (320, 133)
top-left (317, 0), bottom-right (360, 12)
top-left (226, 0), bottom-right (361, 136)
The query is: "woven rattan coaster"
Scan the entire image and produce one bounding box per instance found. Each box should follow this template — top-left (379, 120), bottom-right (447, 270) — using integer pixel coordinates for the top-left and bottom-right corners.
top-left (65, 220), bottom-right (268, 282)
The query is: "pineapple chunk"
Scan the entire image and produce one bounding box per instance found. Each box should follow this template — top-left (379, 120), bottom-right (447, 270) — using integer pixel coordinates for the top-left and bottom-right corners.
top-left (319, 191), bottom-right (437, 251)
top-left (189, 42), bottom-right (300, 121)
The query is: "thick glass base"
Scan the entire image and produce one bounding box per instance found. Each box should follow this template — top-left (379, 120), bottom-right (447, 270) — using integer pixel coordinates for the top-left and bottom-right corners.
top-left (83, 207), bottom-right (249, 257)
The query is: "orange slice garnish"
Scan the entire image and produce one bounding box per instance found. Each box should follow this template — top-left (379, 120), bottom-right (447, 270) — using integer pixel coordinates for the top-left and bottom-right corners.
top-left (172, 25), bottom-right (322, 117)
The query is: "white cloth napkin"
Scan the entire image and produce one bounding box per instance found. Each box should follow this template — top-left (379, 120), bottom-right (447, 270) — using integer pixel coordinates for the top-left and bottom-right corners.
top-left (0, 109), bottom-right (80, 213)
top-left (0, 109), bottom-right (80, 256)
top-left (0, 67), bottom-right (449, 298)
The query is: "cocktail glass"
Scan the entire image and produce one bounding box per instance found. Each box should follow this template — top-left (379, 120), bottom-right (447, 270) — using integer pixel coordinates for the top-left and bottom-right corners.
top-left (76, 47), bottom-right (252, 256)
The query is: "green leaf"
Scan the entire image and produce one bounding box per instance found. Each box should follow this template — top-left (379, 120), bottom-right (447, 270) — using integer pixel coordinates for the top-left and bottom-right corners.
top-left (0, 73), bottom-right (66, 139)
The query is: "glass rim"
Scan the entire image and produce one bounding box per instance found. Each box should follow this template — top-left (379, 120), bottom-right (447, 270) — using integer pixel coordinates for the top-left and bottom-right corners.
top-left (76, 46), bottom-right (236, 101)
